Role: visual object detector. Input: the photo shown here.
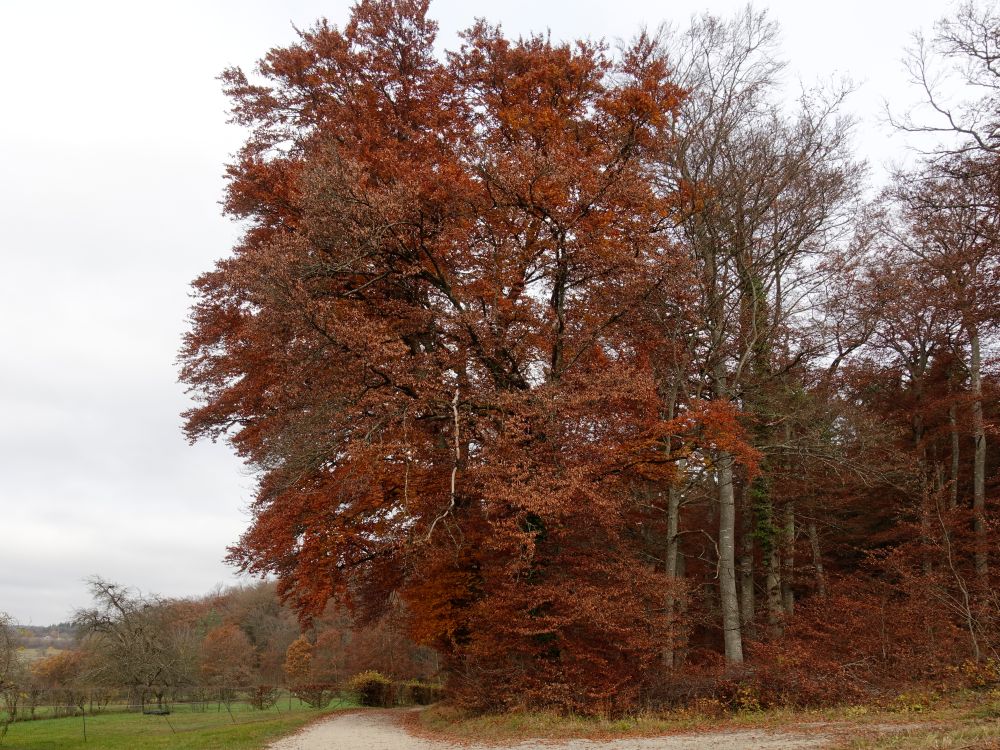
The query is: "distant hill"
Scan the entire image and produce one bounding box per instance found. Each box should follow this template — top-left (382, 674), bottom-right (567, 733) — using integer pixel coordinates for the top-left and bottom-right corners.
top-left (16, 623), bottom-right (76, 657)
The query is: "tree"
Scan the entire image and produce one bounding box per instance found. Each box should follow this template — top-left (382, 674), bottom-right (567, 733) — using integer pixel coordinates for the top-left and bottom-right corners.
top-left (208, 581), bottom-right (300, 684)
top-left (282, 636), bottom-right (312, 687)
top-left (283, 635), bottom-right (335, 708)
top-left (178, 0), bottom-right (1000, 712)
top-left (74, 578), bottom-right (197, 708)
top-left (0, 612), bottom-right (25, 730)
top-left (200, 624), bottom-right (255, 693)
top-left (32, 650), bottom-right (85, 718)
top-left (894, 1), bottom-right (1000, 155)
top-left (656, 7), bottom-right (863, 662)
top-left (180, 0), bottom-right (744, 712)
top-left (0, 614), bottom-right (18, 691)
top-left (883, 155), bottom-right (1000, 575)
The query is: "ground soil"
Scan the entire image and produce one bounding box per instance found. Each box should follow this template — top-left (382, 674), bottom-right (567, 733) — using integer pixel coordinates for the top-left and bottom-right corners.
top-left (266, 709), bottom-right (851, 749)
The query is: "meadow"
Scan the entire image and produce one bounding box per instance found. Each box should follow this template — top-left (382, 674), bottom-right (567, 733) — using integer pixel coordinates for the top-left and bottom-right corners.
top-left (0, 696), bottom-right (356, 750)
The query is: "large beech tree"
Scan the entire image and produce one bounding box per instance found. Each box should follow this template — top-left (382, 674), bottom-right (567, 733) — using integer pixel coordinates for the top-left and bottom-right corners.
top-left (181, 0), bottom-right (758, 711)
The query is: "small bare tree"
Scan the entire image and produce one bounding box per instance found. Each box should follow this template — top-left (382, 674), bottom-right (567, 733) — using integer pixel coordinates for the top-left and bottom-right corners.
top-left (74, 578), bottom-right (196, 710)
top-left (0, 613), bottom-right (24, 739)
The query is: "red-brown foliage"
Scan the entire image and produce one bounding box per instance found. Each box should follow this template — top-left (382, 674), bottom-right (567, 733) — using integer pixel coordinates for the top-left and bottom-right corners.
top-left (179, 0), bottom-right (1000, 714)
top-left (178, 0), bottom-right (744, 713)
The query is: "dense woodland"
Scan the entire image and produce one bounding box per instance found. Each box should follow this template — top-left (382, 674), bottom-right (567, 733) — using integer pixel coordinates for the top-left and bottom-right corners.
top-left (5, 0), bottom-right (1000, 718)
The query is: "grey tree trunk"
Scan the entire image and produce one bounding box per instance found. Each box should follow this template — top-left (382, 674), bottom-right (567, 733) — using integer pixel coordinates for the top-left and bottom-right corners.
top-left (765, 541), bottom-right (783, 638)
top-left (781, 502), bottom-right (795, 615)
top-left (675, 549), bottom-right (688, 666)
top-left (663, 386), bottom-right (683, 669)
top-left (949, 401), bottom-right (960, 511)
top-left (808, 519), bottom-right (827, 598)
top-left (971, 329), bottom-right (987, 575)
top-left (664, 480), bottom-right (681, 668)
top-left (718, 450), bottom-right (744, 665)
top-left (914, 405), bottom-right (933, 575)
top-left (738, 490), bottom-right (756, 639)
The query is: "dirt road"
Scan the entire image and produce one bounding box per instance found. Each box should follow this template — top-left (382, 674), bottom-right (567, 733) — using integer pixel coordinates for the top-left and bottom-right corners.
top-left (266, 710), bottom-right (838, 750)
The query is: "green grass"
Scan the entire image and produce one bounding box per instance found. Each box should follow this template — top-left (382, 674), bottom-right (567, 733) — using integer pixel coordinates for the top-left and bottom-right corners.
top-left (0, 698), bottom-right (357, 750)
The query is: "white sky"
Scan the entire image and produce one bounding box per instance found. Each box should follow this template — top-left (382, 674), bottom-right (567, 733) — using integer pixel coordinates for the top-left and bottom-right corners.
top-left (0, 0), bottom-right (961, 624)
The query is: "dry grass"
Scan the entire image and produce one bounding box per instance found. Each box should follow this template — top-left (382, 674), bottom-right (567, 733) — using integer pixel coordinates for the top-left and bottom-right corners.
top-left (417, 704), bottom-right (688, 740)
top-left (834, 693), bottom-right (1000, 748)
top-left (415, 702), bottom-right (829, 742)
top-left (839, 722), bottom-right (1000, 749)
top-left (415, 689), bottom-right (1000, 747)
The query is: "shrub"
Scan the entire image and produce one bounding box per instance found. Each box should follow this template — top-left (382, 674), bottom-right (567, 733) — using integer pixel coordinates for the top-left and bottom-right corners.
top-left (346, 671), bottom-right (395, 707)
top-left (248, 685), bottom-right (280, 710)
top-left (958, 659), bottom-right (1000, 688)
top-left (687, 696), bottom-right (727, 718)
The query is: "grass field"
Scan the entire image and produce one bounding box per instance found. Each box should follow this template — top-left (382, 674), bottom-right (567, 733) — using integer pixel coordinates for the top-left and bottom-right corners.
top-left (0, 697), bottom-right (357, 750)
top-left (16, 647), bottom-right (67, 664)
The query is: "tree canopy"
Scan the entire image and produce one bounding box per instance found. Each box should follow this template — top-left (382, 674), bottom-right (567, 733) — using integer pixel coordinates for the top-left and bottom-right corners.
top-left (181, 0), bottom-right (1000, 713)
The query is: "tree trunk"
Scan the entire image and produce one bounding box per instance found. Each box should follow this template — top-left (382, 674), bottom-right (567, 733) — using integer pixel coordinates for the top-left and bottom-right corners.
top-left (765, 541), bottom-right (783, 638)
top-left (663, 386), bottom-right (682, 669)
top-left (949, 389), bottom-right (960, 511)
top-left (914, 406), bottom-right (933, 575)
top-left (718, 450), bottom-right (744, 665)
top-left (808, 519), bottom-right (827, 598)
top-left (664, 480), bottom-right (681, 668)
top-left (752, 478), bottom-right (784, 638)
top-left (781, 502), bottom-right (795, 615)
top-left (970, 329), bottom-right (987, 575)
top-left (675, 549), bottom-right (688, 667)
top-left (738, 487), bottom-right (756, 639)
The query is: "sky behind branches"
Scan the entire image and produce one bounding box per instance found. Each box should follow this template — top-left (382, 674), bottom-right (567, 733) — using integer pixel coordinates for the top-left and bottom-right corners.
top-left (0, 0), bottom-right (957, 624)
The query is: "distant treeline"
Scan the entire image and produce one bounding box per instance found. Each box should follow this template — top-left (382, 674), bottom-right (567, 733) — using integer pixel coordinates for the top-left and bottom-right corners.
top-left (0, 577), bottom-right (436, 722)
top-left (16, 625), bottom-right (75, 653)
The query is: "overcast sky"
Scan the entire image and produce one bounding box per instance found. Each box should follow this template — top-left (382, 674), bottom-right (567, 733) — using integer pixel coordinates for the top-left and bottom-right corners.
top-left (0, 0), bottom-right (960, 625)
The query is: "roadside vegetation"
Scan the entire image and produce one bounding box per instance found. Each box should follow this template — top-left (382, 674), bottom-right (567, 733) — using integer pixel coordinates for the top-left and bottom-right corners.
top-left (0, 581), bottom-right (438, 747)
top-left (417, 689), bottom-right (1000, 746)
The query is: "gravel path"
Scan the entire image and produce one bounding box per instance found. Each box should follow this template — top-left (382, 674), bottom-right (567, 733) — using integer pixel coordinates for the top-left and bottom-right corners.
top-left (266, 710), bottom-right (836, 750)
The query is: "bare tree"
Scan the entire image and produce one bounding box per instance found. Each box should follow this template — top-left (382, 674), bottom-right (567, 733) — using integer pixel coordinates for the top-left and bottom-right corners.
top-left (0, 612), bottom-right (25, 734)
top-left (658, 6), bottom-right (864, 664)
top-left (74, 577), bottom-right (197, 709)
top-left (893, 1), bottom-right (1000, 155)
